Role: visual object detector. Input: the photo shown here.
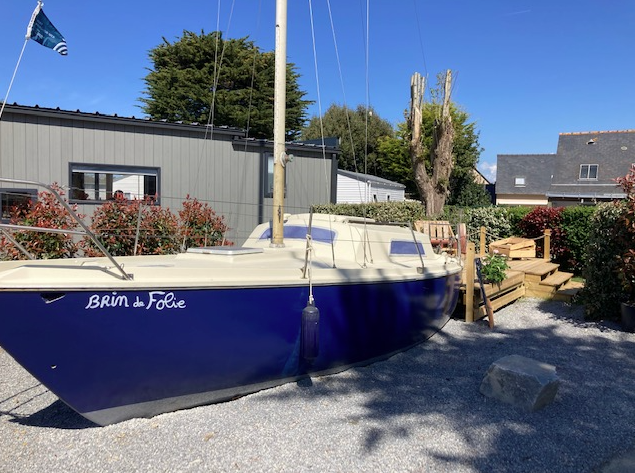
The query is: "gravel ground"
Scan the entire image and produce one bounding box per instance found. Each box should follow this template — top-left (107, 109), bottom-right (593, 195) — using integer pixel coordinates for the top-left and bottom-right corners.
top-left (1, 298), bottom-right (634, 473)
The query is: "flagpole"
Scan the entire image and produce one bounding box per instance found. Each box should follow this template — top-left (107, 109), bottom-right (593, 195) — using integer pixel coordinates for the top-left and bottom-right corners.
top-left (0, 2), bottom-right (42, 121)
top-left (0, 39), bottom-right (29, 121)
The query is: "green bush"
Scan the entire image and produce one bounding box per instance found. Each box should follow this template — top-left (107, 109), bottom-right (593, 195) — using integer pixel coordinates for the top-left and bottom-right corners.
top-left (504, 206), bottom-right (532, 236)
top-left (561, 206), bottom-right (595, 273)
top-left (465, 207), bottom-right (513, 253)
top-left (312, 201), bottom-right (425, 223)
top-left (578, 202), bottom-right (628, 321)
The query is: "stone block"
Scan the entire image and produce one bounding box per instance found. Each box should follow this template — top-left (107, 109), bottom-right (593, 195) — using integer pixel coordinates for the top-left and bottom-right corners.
top-left (480, 354), bottom-right (559, 412)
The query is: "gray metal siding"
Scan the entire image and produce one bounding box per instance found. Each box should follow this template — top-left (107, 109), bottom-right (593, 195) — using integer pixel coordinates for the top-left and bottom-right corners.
top-left (0, 105), bottom-right (336, 245)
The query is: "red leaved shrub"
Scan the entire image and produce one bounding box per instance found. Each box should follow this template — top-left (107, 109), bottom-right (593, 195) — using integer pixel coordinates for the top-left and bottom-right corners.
top-left (1, 190), bottom-right (232, 259)
top-left (178, 195), bottom-right (231, 249)
top-left (518, 207), bottom-right (570, 263)
top-left (0, 185), bottom-right (83, 260)
top-left (83, 197), bottom-right (180, 256)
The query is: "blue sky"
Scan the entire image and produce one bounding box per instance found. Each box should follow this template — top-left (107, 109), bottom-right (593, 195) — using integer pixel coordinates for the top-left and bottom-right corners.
top-left (2, 1), bottom-right (635, 183)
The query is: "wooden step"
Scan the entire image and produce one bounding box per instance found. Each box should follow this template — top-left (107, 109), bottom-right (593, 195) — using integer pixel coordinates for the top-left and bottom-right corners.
top-left (553, 280), bottom-right (584, 302)
top-left (522, 262), bottom-right (560, 276)
top-left (540, 271), bottom-right (573, 288)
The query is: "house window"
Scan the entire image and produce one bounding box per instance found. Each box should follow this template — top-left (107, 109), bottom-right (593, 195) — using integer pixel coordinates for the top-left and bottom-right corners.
top-left (264, 153), bottom-right (286, 198)
top-left (579, 164), bottom-right (598, 180)
top-left (0, 189), bottom-right (37, 222)
top-left (69, 164), bottom-right (159, 203)
top-left (514, 177), bottom-right (526, 187)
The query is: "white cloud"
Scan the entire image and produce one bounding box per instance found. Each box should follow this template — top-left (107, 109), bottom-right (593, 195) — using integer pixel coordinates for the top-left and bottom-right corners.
top-left (479, 162), bottom-right (497, 183)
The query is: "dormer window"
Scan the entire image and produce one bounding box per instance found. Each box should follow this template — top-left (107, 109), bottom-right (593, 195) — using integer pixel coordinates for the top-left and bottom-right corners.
top-left (579, 164), bottom-right (598, 180)
top-left (514, 177), bottom-right (526, 187)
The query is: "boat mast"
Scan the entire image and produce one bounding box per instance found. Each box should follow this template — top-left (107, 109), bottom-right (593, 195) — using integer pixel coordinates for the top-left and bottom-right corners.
top-left (271, 0), bottom-right (287, 246)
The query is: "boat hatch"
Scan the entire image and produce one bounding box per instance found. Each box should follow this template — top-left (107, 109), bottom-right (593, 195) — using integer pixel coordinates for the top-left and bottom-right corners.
top-left (187, 247), bottom-right (264, 256)
top-left (258, 225), bottom-right (336, 243)
top-left (390, 240), bottom-right (426, 256)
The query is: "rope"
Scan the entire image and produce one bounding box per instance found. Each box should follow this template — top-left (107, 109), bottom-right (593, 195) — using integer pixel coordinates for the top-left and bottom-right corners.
top-left (305, 233), bottom-right (315, 305)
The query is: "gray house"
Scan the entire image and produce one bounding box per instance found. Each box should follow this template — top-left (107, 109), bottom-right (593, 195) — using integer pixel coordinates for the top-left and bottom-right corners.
top-left (496, 154), bottom-right (556, 206)
top-left (548, 131), bottom-right (631, 206)
top-left (497, 129), bottom-right (634, 207)
top-left (0, 104), bottom-right (338, 244)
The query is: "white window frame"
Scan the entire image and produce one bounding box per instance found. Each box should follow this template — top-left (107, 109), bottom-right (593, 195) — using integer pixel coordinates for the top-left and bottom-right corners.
top-left (514, 176), bottom-right (526, 187)
top-left (579, 164), bottom-right (598, 180)
top-left (69, 163), bottom-right (160, 204)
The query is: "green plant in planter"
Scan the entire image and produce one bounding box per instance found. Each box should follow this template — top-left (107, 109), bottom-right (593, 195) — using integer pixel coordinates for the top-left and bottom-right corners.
top-left (480, 252), bottom-right (510, 287)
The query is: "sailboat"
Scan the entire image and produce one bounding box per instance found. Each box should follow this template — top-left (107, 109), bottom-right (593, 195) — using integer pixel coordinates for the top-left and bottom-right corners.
top-left (0, 0), bottom-right (462, 426)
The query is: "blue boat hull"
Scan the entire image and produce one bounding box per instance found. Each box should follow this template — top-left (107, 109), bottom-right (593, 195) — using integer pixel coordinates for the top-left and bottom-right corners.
top-left (0, 273), bottom-right (460, 425)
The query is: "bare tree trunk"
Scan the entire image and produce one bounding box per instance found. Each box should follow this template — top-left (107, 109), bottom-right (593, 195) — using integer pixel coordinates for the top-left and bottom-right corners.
top-left (409, 70), bottom-right (455, 217)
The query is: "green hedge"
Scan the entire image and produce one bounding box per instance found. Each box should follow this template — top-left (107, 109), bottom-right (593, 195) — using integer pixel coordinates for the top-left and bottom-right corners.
top-left (311, 201), bottom-right (426, 223)
top-left (577, 202), bottom-right (628, 321)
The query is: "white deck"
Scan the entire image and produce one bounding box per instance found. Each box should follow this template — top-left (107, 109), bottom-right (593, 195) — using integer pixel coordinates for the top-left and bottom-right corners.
top-left (0, 214), bottom-right (461, 290)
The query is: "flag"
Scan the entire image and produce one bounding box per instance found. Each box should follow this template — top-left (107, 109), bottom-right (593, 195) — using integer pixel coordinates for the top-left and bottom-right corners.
top-left (26, 2), bottom-right (68, 56)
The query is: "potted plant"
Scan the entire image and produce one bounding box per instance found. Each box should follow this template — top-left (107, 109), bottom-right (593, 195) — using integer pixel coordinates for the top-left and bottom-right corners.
top-left (615, 164), bottom-right (635, 331)
top-left (480, 251), bottom-right (510, 288)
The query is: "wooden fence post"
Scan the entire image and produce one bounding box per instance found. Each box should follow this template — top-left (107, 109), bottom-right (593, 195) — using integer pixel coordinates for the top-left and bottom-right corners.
top-left (544, 229), bottom-right (551, 261)
top-left (479, 227), bottom-right (486, 256)
top-left (465, 241), bottom-right (475, 323)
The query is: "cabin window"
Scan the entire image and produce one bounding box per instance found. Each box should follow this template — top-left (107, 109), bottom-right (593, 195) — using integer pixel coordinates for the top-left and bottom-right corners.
top-left (0, 189), bottom-right (37, 222)
top-left (69, 164), bottom-right (160, 203)
top-left (579, 164), bottom-right (598, 180)
top-left (514, 177), bottom-right (526, 187)
top-left (264, 153), bottom-right (286, 198)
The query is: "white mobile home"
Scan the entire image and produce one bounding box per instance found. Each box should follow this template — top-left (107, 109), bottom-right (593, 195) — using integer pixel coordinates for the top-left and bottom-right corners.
top-left (336, 170), bottom-right (405, 204)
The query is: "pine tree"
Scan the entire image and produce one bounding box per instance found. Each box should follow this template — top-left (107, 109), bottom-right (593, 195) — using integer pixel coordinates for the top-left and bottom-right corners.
top-left (140, 31), bottom-right (312, 140)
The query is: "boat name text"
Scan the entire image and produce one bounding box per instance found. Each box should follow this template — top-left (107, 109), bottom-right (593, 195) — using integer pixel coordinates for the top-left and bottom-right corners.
top-left (85, 291), bottom-right (187, 311)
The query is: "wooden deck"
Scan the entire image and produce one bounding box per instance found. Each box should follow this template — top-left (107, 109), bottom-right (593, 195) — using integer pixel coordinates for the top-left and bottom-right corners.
top-left (460, 256), bottom-right (583, 323)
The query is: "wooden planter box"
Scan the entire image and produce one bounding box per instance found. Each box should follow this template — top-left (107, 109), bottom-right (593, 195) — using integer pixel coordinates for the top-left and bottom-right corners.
top-left (490, 237), bottom-right (536, 259)
top-left (470, 270), bottom-right (526, 321)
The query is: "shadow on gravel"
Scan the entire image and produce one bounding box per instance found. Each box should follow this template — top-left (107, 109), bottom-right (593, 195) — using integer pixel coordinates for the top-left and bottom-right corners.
top-left (256, 299), bottom-right (635, 473)
top-left (0, 383), bottom-right (97, 430)
top-left (9, 399), bottom-right (97, 429)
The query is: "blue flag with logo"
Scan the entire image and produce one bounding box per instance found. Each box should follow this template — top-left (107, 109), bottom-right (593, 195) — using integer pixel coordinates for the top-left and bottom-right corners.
top-left (26, 2), bottom-right (67, 56)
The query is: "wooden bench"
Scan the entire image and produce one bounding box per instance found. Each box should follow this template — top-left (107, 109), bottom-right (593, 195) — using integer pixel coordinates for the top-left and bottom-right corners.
top-left (414, 220), bottom-right (455, 248)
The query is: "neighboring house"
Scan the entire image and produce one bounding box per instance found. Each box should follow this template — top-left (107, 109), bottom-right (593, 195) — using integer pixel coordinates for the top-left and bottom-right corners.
top-left (496, 154), bottom-right (556, 206)
top-left (496, 129), bottom-right (635, 206)
top-left (472, 167), bottom-right (495, 203)
top-left (336, 170), bottom-right (405, 204)
top-left (548, 130), bottom-right (631, 206)
top-left (0, 104), bottom-right (338, 244)
top-left (471, 167), bottom-right (490, 185)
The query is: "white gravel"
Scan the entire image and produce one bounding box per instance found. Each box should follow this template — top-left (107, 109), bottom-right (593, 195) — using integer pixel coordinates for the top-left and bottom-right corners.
top-left (1, 298), bottom-right (634, 473)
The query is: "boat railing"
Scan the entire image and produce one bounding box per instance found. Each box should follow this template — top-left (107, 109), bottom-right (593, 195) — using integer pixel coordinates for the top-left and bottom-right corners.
top-left (300, 214), bottom-right (428, 275)
top-left (0, 178), bottom-right (133, 280)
